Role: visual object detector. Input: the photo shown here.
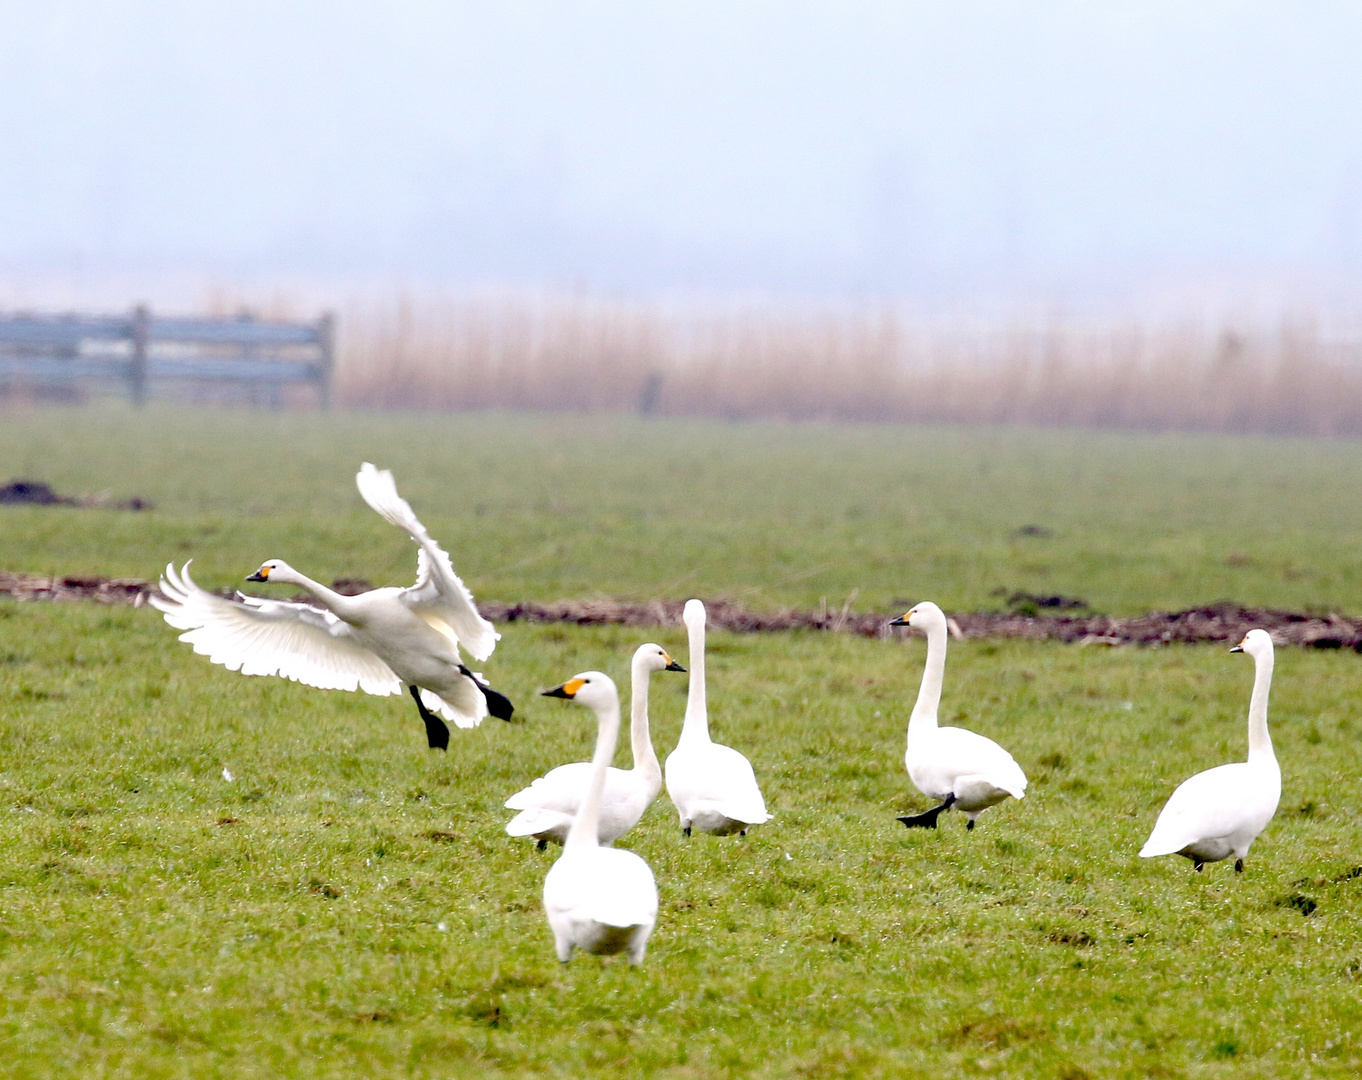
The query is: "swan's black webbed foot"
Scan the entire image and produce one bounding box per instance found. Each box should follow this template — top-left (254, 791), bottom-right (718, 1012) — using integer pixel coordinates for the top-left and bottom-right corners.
top-left (409, 685), bottom-right (450, 750)
top-left (459, 664), bottom-right (516, 721)
top-left (897, 793), bottom-right (956, 830)
top-left (683, 826), bottom-right (692, 837)
top-left (740, 829), bottom-right (748, 837)
top-left (966, 819), bottom-right (976, 831)
top-left (1235, 858), bottom-right (1244, 874)
top-left (536, 838), bottom-right (548, 851)
top-left (1193, 858), bottom-right (1205, 872)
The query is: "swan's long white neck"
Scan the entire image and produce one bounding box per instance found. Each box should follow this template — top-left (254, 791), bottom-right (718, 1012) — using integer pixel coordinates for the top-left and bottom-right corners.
top-left (1246, 646), bottom-right (1275, 765)
top-left (680, 613), bottom-right (710, 745)
top-left (272, 566), bottom-right (357, 620)
top-left (565, 693), bottom-right (621, 853)
top-left (909, 620), bottom-right (947, 739)
top-left (629, 654), bottom-right (662, 785)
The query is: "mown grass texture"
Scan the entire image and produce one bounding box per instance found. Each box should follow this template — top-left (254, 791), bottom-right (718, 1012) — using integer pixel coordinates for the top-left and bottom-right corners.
top-left (0, 603), bottom-right (1360, 1077)
top-left (3, 405), bottom-right (1362, 616)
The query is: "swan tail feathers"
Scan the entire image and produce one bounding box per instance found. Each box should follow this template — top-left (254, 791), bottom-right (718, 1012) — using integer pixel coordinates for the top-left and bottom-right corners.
top-left (420, 688), bottom-right (482, 729)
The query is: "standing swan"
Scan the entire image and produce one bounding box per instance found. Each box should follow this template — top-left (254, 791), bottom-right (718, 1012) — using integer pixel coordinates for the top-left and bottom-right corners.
top-left (891, 601), bottom-right (1027, 830)
top-left (150, 463), bottom-right (512, 750)
top-left (505, 643), bottom-right (685, 847)
top-left (664, 599), bottom-right (771, 836)
top-left (1140, 629), bottom-right (1281, 873)
top-left (541, 672), bottom-right (659, 965)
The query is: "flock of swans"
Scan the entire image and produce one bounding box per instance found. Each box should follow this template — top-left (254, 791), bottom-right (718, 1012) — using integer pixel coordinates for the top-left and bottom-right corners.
top-left (151, 464), bottom-right (1283, 966)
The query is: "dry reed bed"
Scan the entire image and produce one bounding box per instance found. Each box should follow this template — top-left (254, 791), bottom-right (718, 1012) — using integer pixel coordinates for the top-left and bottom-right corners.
top-left (7, 570), bottom-right (1362, 650)
top-left (330, 294), bottom-right (1362, 435)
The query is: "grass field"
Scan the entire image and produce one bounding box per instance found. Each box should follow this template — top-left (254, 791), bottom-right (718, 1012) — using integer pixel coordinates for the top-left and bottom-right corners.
top-left (2, 406), bottom-right (1362, 1077)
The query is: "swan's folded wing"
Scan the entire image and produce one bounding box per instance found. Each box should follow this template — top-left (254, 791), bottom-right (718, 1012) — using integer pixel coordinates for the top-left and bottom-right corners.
top-left (355, 462), bottom-right (499, 662)
top-left (149, 562), bottom-right (402, 695)
top-left (1140, 764), bottom-right (1246, 856)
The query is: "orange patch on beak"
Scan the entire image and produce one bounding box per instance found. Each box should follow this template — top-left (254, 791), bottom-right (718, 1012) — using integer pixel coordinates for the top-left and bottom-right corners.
top-left (562, 677), bottom-right (586, 697)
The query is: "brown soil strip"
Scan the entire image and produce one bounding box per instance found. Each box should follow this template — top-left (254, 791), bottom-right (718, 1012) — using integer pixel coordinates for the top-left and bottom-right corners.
top-left (5, 570), bottom-right (1361, 650)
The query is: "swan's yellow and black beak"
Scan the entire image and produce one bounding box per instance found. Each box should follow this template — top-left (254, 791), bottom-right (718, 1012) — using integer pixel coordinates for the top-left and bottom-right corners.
top-left (542, 677), bottom-right (586, 699)
top-left (889, 608), bottom-right (916, 627)
top-left (246, 565), bottom-right (270, 582)
top-left (1230, 639), bottom-right (1245, 653)
top-left (663, 652), bottom-right (686, 672)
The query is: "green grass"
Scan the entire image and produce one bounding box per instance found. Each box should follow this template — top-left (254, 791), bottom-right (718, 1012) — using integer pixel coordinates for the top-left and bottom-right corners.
top-left (1, 602), bottom-right (1360, 1077)
top-left (3, 406), bottom-right (1362, 1076)
top-left (4, 404), bottom-right (1362, 615)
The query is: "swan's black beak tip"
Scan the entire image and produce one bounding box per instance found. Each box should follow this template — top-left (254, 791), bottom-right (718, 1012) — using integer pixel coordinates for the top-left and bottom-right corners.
top-left (888, 616), bottom-right (908, 627)
top-left (665, 661), bottom-right (687, 672)
top-left (1229, 644), bottom-right (1244, 653)
top-left (245, 571), bottom-right (267, 582)
top-left (542, 685), bottom-right (573, 699)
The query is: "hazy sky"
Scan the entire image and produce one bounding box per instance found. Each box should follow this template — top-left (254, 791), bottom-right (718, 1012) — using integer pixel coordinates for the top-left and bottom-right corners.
top-left (1, 2), bottom-right (1360, 305)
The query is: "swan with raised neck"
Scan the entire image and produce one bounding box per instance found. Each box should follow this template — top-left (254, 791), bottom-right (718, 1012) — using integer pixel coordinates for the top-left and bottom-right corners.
top-left (1140, 628), bottom-right (1281, 873)
top-left (540, 672), bottom-right (659, 964)
top-left (889, 601), bottom-right (1027, 831)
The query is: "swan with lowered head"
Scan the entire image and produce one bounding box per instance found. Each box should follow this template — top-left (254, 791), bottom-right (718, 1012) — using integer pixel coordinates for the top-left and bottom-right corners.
top-left (1140, 628), bottom-right (1281, 873)
top-left (150, 463), bottom-right (512, 750)
top-left (890, 601), bottom-right (1027, 831)
top-left (505, 643), bottom-right (685, 847)
top-left (540, 672), bottom-right (659, 964)
top-left (664, 599), bottom-right (771, 836)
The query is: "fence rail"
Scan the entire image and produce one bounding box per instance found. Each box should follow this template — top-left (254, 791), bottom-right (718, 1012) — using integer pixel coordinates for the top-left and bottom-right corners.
top-left (0, 307), bottom-right (334, 407)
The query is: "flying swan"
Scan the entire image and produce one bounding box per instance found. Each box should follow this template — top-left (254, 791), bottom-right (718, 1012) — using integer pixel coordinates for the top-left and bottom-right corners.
top-left (506, 643), bottom-right (685, 847)
top-left (149, 462), bottom-right (512, 749)
top-left (664, 599), bottom-right (771, 836)
top-left (890, 601), bottom-right (1027, 830)
top-left (1140, 628), bottom-right (1281, 873)
top-left (540, 672), bottom-right (659, 965)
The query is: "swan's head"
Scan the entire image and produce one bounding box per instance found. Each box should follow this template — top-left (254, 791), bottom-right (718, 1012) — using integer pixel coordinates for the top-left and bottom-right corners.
top-left (246, 559), bottom-right (295, 585)
top-left (683, 598), bottom-right (707, 629)
top-left (889, 600), bottom-right (946, 631)
top-left (1231, 628), bottom-right (1274, 658)
top-left (541, 670), bottom-right (619, 711)
top-left (633, 642), bottom-right (686, 674)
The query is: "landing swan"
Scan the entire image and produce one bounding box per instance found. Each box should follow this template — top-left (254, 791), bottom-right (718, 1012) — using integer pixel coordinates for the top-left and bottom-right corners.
top-left (664, 599), bottom-right (771, 836)
top-left (506, 643), bottom-right (685, 847)
top-left (1140, 629), bottom-right (1281, 873)
top-left (891, 601), bottom-right (1027, 830)
top-left (149, 462), bottom-right (512, 749)
top-left (540, 672), bottom-right (659, 964)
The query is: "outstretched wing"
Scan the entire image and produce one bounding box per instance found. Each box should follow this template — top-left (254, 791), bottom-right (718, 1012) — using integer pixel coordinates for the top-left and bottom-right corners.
top-left (149, 561), bottom-right (403, 696)
top-left (355, 462), bottom-right (499, 662)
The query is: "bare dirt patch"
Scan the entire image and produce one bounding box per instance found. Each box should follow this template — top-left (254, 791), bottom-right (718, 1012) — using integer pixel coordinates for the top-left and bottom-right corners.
top-left (5, 569), bottom-right (1362, 650)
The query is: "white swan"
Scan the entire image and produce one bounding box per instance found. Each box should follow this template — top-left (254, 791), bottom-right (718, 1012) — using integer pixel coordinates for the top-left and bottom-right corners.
top-left (664, 599), bottom-right (771, 836)
top-left (1140, 628), bottom-right (1281, 873)
top-left (505, 643), bottom-right (685, 847)
top-left (891, 601), bottom-right (1027, 830)
top-left (149, 462), bottom-right (512, 749)
top-left (540, 672), bottom-right (659, 965)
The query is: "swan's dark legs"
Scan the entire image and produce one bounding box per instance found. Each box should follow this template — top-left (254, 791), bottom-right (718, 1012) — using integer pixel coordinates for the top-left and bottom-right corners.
top-left (683, 826), bottom-right (692, 837)
top-left (1235, 858), bottom-right (1244, 874)
top-left (536, 839), bottom-right (548, 852)
top-left (458, 664), bottom-right (516, 721)
top-left (409, 685), bottom-right (451, 750)
top-left (898, 793), bottom-right (956, 830)
top-left (1193, 858), bottom-right (1205, 872)
top-left (966, 819), bottom-right (976, 832)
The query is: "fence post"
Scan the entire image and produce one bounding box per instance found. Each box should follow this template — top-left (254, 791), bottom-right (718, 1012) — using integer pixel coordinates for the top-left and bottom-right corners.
top-left (316, 311), bottom-right (335, 410)
top-left (130, 304), bottom-right (150, 406)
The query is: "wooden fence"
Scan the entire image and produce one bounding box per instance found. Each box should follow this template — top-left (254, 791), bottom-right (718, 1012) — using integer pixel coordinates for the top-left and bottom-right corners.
top-left (0, 307), bottom-right (334, 407)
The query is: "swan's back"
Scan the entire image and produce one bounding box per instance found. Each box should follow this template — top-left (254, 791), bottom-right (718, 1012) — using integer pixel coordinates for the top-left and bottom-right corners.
top-left (544, 846), bottom-right (658, 952)
top-left (506, 763), bottom-right (654, 845)
top-left (1140, 759), bottom-right (1281, 858)
top-left (910, 725), bottom-right (1028, 800)
top-left (666, 739), bottom-right (771, 827)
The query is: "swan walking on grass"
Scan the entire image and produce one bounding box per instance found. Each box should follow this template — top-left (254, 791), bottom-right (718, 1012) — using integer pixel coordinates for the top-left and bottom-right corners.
top-left (1140, 629), bottom-right (1281, 874)
top-left (891, 602), bottom-right (1027, 831)
top-left (541, 672), bottom-right (659, 965)
top-left (150, 463), bottom-right (512, 749)
top-left (505, 643), bottom-right (685, 847)
top-left (664, 599), bottom-right (771, 836)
